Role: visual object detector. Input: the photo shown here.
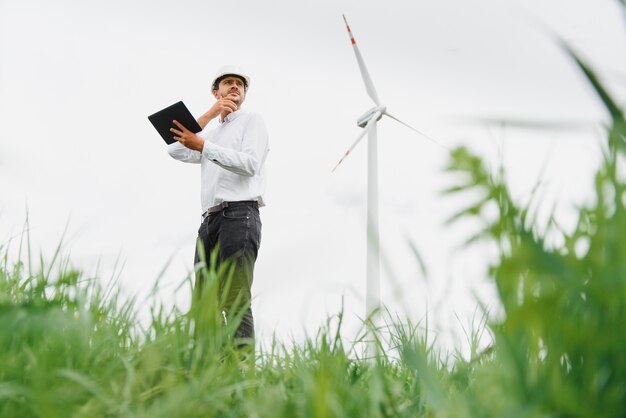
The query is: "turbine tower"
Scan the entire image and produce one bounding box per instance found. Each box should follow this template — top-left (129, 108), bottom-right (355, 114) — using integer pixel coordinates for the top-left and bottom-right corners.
top-left (333, 15), bottom-right (440, 319)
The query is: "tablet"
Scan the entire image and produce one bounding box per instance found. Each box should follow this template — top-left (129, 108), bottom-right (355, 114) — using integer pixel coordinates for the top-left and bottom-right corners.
top-left (148, 101), bottom-right (202, 144)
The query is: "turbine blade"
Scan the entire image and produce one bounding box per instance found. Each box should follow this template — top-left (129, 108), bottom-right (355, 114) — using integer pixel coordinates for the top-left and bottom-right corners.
top-left (342, 15), bottom-right (380, 106)
top-left (332, 113), bottom-right (380, 172)
top-left (384, 111), bottom-right (450, 150)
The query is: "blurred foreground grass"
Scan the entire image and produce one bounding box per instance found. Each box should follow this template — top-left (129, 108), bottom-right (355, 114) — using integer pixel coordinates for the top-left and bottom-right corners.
top-left (2, 42), bottom-right (626, 418)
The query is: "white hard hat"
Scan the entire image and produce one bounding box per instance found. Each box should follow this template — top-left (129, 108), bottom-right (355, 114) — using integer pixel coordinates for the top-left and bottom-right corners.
top-left (211, 65), bottom-right (251, 91)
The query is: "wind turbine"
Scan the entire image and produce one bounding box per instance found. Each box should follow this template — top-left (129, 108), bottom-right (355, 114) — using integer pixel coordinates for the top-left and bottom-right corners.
top-left (333, 15), bottom-right (442, 319)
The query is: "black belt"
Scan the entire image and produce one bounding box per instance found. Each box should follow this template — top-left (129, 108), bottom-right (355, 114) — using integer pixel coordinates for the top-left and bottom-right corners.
top-left (202, 200), bottom-right (258, 220)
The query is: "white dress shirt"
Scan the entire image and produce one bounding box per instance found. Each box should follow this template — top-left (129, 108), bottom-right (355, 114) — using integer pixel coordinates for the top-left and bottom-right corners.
top-left (167, 109), bottom-right (269, 213)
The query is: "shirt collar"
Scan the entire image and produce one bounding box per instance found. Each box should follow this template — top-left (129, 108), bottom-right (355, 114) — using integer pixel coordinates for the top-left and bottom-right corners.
top-left (220, 109), bottom-right (245, 124)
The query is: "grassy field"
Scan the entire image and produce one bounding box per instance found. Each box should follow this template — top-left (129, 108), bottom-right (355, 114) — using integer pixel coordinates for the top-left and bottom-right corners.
top-left (2, 42), bottom-right (626, 418)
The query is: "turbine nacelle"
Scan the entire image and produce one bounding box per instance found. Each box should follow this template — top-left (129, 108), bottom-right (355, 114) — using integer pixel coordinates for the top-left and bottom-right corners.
top-left (357, 105), bottom-right (386, 128)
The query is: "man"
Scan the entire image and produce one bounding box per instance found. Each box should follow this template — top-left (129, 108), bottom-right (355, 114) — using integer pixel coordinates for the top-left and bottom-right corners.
top-left (167, 65), bottom-right (269, 347)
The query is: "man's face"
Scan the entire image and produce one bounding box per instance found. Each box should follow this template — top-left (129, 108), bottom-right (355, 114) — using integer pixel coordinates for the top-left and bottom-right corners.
top-left (213, 76), bottom-right (246, 108)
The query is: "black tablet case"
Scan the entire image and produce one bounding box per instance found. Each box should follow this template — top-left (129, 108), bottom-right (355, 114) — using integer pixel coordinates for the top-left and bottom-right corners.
top-left (148, 101), bottom-right (202, 144)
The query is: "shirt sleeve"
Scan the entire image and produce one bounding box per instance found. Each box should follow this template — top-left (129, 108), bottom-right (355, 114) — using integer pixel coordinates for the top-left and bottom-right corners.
top-left (167, 142), bottom-right (202, 163)
top-left (201, 114), bottom-right (269, 177)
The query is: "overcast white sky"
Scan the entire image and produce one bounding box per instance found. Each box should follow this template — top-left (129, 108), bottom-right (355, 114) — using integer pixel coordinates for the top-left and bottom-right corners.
top-left (1, 0), bottom-right (625, 352)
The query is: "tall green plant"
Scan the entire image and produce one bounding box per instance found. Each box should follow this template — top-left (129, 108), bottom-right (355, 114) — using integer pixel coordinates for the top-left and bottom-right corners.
top-left (441, 45), bottom-right (626, 417)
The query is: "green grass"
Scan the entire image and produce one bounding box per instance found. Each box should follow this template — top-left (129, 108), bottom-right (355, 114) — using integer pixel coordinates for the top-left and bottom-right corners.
top-left (0, 246), bottom-right (439, 418)
top-left (2, 36), bottom-right (626, 417)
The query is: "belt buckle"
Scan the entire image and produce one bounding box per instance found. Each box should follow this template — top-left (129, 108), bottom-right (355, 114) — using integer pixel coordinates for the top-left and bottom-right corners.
top-left (203, 201), bottom-right (225, 220)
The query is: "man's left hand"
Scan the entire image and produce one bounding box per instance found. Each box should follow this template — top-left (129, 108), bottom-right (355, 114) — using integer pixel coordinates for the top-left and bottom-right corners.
top-left (170, 120), bottom-right (205, 151)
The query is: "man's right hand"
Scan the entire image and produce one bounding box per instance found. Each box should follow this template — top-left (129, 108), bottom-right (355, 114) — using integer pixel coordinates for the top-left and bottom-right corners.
top-left (197, 97), bottom-right (239, 128)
